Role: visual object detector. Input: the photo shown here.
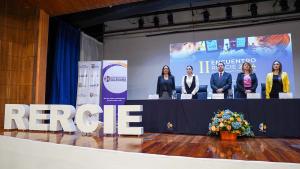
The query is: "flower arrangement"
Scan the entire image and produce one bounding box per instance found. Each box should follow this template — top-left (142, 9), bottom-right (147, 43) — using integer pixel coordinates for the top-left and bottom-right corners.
top-left (208, 109), bottom-right (254, 137)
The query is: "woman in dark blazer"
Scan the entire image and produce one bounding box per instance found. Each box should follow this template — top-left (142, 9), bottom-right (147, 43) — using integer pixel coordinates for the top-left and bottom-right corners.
top-left (156, 65), bottom-right (175, 99)
top-left (236, 62), bottom-right (258, 98)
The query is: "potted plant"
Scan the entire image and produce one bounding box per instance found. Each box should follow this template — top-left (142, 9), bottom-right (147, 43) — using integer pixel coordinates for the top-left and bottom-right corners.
top-left (208, 109), bottom-right (254, 140)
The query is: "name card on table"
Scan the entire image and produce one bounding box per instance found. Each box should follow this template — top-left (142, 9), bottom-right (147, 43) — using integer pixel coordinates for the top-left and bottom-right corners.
top-left (181, 94), bottom-right (192, 100)
top-left (247, 93), bottom-right (261, 99)
top-left (279, 92), bottom-right (293, 99)
top-left (148, 94), bottom-right (159, 99)
top-left (212, 93), bottom-right (224, 99)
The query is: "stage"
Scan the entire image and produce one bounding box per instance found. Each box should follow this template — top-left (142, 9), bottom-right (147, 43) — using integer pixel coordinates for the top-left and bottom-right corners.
top-left (2, 100), bottom-right (300, 168)
top-left (126, 99), bottom-right (300, 137)
top-left (1, 130), bottom-right (300, 164)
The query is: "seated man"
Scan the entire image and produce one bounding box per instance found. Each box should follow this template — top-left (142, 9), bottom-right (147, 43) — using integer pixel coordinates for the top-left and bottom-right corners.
top-left (210, 62), bottom-right (232, 98)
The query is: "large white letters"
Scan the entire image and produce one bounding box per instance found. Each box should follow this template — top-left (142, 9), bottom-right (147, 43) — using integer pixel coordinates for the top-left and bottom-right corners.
top-left (118, 105), bottom-right (143, 135)
top-left (29, 104), bottom-right (51, 131)
top-left (4, 104), bottom-right (143, 135)
top-left (103, 105), bottom-right (116, 134)
top-left (75, 104), bottom-right (102, 133)
top-left (50, 105), bottom-right (76, 132)
top-left (4, 104), bottom-right (29, 130)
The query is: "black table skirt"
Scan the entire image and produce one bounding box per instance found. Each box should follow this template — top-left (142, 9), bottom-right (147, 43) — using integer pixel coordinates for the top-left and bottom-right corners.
top-left (125, 99), bottom-right (300, 138)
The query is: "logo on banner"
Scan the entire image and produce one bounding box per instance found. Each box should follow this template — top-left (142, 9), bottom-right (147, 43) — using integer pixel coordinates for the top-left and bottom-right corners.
top-left (103, 65), bottom-right (127, 94)
top-left (91, 64), bottom-right (100, 69)
top-left (90, 93), bottom-right (98, 98)
top-left (79, 74), bottom-right (88, 78)
top-left (78, 83), bottom-right (87, 88)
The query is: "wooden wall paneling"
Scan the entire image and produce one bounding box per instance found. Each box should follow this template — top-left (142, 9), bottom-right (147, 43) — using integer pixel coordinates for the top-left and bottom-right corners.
top-left (35, 9), bottom-right (49, 104)
top-left (0, 0), bottom-right (40, 129)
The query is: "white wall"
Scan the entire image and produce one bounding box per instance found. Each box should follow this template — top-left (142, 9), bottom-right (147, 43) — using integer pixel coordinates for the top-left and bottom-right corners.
top-left (104, 20), bottom-right (300, 99)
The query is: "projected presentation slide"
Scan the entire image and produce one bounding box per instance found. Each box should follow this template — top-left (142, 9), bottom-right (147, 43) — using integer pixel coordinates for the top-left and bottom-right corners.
top-left (170, 33), bottom-right (295, 94)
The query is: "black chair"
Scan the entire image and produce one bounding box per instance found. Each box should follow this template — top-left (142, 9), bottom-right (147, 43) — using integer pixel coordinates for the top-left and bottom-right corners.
top-left (176, 85), bottom-right (207, 99)
top-left (234, 85), bottom-right (238, 99)
top-left (261, 83), bottom-right (266, 99)
top-left (175, 86), bottom-right (181, 100)
top-left (197, 85), bottom-right (208, 100)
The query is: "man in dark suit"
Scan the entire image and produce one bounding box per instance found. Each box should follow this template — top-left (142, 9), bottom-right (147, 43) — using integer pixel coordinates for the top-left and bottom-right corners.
top-left (210, 62), bottom-right (232, 98)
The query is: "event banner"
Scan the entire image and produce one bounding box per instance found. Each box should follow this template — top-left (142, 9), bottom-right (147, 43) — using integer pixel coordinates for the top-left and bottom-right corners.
top-left (102, 60), bottom-right (128, 106)
top-left (76, 61), bottom-right (102, 107)
top-left (170, 33), bottom-right (295, 94)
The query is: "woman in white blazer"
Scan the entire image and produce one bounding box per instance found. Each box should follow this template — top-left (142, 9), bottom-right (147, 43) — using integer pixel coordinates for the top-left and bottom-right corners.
top-left (181, 65), bottom-right (199, 99)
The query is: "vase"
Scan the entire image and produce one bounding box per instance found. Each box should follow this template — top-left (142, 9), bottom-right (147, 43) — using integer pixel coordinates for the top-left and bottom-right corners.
top-left (220, 131), bottom-right (238, 141)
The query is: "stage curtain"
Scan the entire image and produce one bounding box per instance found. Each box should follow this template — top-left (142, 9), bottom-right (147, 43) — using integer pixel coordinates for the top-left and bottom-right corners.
top-left (46, 18), bottom-right (80, 106)
top-left (80, 32), bottom-right (103, 61)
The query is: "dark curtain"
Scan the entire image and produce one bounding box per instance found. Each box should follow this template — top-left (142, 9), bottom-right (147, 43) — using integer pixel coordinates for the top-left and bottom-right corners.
top-left (46, 18), bottom-right (80, 106)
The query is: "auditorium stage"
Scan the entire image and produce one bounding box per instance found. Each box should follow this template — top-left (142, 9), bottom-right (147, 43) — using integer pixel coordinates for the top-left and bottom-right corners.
top-left (126, 99), bottom-right (300, 137)
top-left (1, 130), bottom-right (300, 164)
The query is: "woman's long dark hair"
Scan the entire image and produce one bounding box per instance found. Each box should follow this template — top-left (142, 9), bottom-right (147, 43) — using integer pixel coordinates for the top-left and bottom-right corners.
top-left (186, 65), bottom-right (193, 71)
top-left (272, 60), bottom-right (282, 74)
top-left (242, 62), bottom-right (253, 74)
top-left (161, 65), bottom-right (171, 76)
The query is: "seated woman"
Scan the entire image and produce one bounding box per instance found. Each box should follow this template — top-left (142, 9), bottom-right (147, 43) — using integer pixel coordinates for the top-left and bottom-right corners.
top-left (236, 62), bottom-right (258, 98)
top-left (266, 60), bottom-right (290, 99)
top-left (181, 65), bottom-right (199, 99)
top-left (156, 65), bottom-right (175, 99)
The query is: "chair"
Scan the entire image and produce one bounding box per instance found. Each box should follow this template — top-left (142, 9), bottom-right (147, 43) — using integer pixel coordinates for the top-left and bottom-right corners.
top-left (175, 86), bottom-right (181, 100)
top-left (197, 85), bottom-right (208, 100)
top-left (234, 85), bottom-right (238, 99)
top-left (176, 85), bottom-right (207, 100)
top-left (261, 83), bottom-right (266, 99)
